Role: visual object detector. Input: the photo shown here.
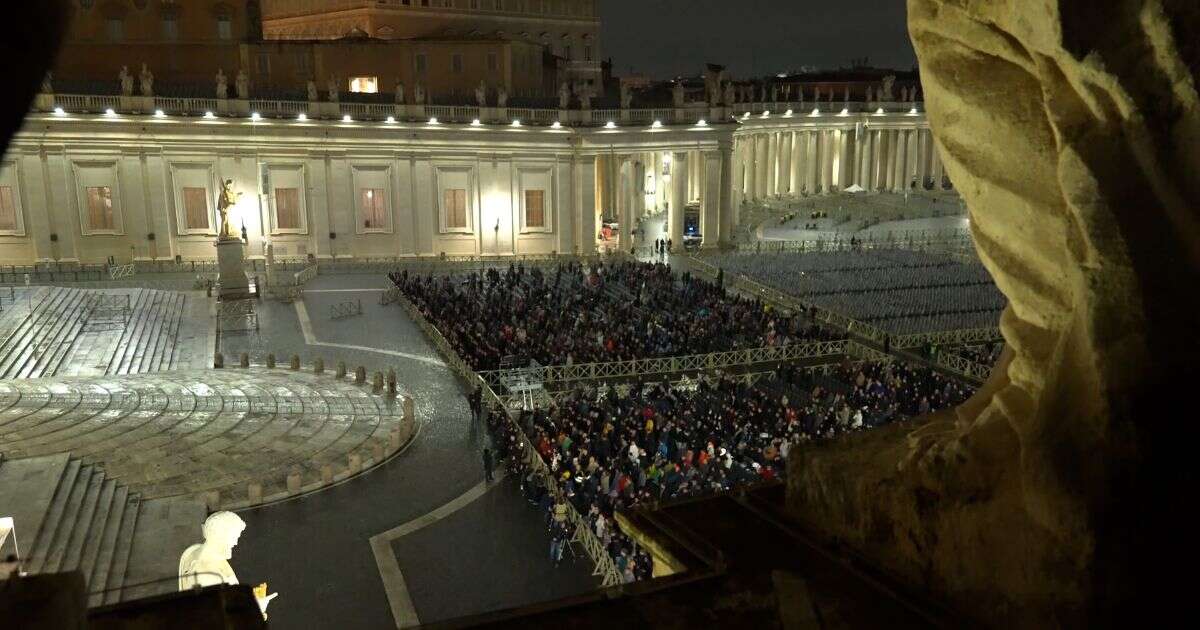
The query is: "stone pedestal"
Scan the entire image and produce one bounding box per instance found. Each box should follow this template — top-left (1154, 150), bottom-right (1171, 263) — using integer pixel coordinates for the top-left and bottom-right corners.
top-left (215, 237), bottom-right (251, 300)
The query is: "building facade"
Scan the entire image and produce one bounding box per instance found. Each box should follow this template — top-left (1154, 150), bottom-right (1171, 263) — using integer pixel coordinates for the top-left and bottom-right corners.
top-left (1, 97), bottom-right (942, 265)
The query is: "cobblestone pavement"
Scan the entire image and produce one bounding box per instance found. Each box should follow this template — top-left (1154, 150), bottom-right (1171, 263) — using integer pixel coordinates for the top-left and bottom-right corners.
top-left (221, 275), bottom-right (598, 629)
top-left (0, 369), bottom-right (408, 504)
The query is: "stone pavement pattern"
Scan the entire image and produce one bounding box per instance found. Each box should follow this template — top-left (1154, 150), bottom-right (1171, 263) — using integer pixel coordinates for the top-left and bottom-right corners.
top-left (0, 368), bottom-right (412, 507)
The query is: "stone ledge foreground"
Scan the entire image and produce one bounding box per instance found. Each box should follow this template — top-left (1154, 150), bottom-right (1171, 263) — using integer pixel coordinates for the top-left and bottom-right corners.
top-left (0, 367), bottom-right (415, 509)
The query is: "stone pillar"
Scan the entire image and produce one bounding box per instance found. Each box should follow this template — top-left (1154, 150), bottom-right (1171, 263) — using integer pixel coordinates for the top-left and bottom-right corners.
top-left (765, 132), bottom-right (778, 197)
top-left (893, 129), bottom-right (908, 192)
top-left (618, 157), bottom-right (633, 250)
top-left (744, 136), bottom-right (758, 201)
top-left (731, 138), bottom-right (745, 210)
top-left (790, 131), bottom-right (803, 194)
top-left (574, 152), bottom-right (597, 253)
top-left (700, 150), bottom-right (722, 248)
top-left (717, 141), bottom-right (734, 246)
top-left (805, 131), bottom-right (819, 194)
top-left (668, 151), bottom-right (688, 250)
top-left (822, 131), bottom-right (835, 193)
top-left (837, 129), bottom-right (852, 191)
top-left (778, 131), bottom-right (792, 195)
top-left (756, 134), bottom-right (770, 200)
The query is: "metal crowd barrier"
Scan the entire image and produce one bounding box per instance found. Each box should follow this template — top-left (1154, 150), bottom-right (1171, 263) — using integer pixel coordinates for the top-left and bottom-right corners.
top-left (930, 351), bottom-right (994, 384)
top-left (478, 340), bottom-right (847, 390)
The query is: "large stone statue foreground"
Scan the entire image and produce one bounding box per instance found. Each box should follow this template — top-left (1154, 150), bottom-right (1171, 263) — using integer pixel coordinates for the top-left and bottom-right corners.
top-left (788, 1), bottom-right (1200, 627)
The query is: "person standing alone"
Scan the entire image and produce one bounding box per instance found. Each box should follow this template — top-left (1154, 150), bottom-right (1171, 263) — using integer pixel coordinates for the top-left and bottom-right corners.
top-left (483, 447), bottom-right (494, 482)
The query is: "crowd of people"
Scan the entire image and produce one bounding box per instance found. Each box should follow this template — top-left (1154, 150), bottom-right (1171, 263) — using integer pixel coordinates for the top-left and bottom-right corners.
top-left (391, 261), bottom-right (841, 371)
top-left (485, 357), bottom-right (974, 582)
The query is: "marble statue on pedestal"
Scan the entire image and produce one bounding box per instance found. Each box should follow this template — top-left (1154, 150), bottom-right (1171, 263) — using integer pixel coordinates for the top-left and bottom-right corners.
top-left (119, 66), bottom-right (133, 96)
top-left (579, 87), bottom-right (592, 110)
top-left (672, 82), bottom-right (685, 107)
top-left (497, 87), bottom-right (507, 108)
top-left (558, 82), bottom-right (570, 109)
top-left (215, 69), bottom-right (228, 99)
top-left (814, 86), bottom-right (821, 102)
top-left (179, 511), bottom-right (276, 618)
top-left (880, 75), bottom-right (895, 101)
top-left (622, 84), bottom-right (633, 109)
top-left (236, 70), bottom-right (249, 99)
top-left (394, 79), bottom-right (405, 104)
top-left (41, 72), bottom-right (52, 94)
top-left (307, 80), bottom-right (319, 102)
top-left (724, 82), bottom-right (736, 106)
top-left (844, 86), bottom-right (850, 104)
top-left (327, 76), bottom-right (339, 102)
top-left (217, 179), bottom-right (242, 239)
top-left (475, 81), bottom-right (487, 106)
top-left (414, 83), bottom-right (425, 104)
top-left (770, 84), bottom-right (778, 102)
top-left (139, 64), bottom-right (154, 97)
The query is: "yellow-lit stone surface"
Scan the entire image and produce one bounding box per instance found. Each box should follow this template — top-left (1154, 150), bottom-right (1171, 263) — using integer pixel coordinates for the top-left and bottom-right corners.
top-left (787, 1), bottom-right (1199, 627)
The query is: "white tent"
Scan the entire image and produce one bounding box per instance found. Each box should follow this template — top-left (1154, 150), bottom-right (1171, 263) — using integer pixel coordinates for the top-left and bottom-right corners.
top-left (843, 184), bottom-right (866, 193)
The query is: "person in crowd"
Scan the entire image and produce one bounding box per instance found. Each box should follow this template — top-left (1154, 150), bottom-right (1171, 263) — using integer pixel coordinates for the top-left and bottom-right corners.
top-left (482, 447), bottom-right (494, 482)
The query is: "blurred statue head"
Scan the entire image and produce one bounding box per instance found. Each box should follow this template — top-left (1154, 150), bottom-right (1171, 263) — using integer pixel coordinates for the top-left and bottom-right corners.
top-left (201, 511), bottom-right (246, 560)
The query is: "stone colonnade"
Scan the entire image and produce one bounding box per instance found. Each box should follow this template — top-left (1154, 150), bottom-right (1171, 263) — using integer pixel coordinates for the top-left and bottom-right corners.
top-left (732, 124), bottom-right (947, 200)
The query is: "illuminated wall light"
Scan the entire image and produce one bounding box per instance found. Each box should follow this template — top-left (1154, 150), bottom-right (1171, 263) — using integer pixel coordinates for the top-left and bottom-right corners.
top-left (250, 112), bottom-right (262, 121)
top-left (784, 109), bottom-right (793, 116)
top-left (511, 119), bottom-right (521, 127)
top-left (760, 111), bottom-right (770, 118)
top-left (651, 120), bottom-right (662, 129)
top-left (203, 111), bottom-right (216, 119)
top-left (604, 121), bottom-right (616, 129)
top-left (297, 113), bottom-right (308, 121)
top-left (695, 119), bottom-right (708, 127)
top-left (104, 108), bottom-right (116, 117)
top-left (910, 107), bottom-right (919, 114)
top-left (840, 108), bottom-right (849, 116)
top-left (810, 108), bottom-right (820, 116)
top-left (53, 107), bottom-right (65, 116)
top-left (385, 116), bottom-right (396, 123)
top-left (342, 114), bottom-right (352, 122)
top-left (154, 109), bottom-right (166, 118)
top-left (428, 117), bottom-right (439, 124)
top-left (551, 121), bottom-right (562, 129)
top-left (876, 107), bottom-right (885, 115)
top-left (471, 119), bottom-right (482, 126)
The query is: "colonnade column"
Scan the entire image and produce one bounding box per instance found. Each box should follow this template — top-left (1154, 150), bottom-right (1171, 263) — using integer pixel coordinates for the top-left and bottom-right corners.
top-left (701, 149), bottom-right (723, 248)
top-left (893, 130), bottom-right (908, 192)
top-left (778, 132), bottom-right (792, 195)
top-left (574, 152), bottom-right (597, 254)
top-left (805, 130), bottom-right (818, 194)
top-left (755, 134), bottom-right (769, 199)
top-left (669, 151), bottom-right (688, 251)
top-left (618, 157), bottom-right (634, 250)
top-left (837, 129), bottom-right (851, 191)
top-left (717, 140), bottom-right (734, 246)
top-left (789, 131), bottom-right (803, 194)
top-left (744, 136), bottom-right (758, 201)
top-left (931, 143), bottom-right (945, 189)
top-left (765, 132), bottom-right (778, 198)
top-left (821, 130), bottom-right (834, 193)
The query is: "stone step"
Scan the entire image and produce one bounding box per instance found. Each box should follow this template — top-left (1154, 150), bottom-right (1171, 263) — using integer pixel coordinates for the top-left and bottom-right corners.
top-left (76, 476), bottom-right (118, 592)
top-left (0, 287), bottom-right (73, 377)
top-left (57, 467), bottom-right (108, 573)
top-left (39, 463), bottom-right (96, 573)
top-left (103, 492), bottom-right (141, 606)
top-left (0, 452), bottom-right (70, 571)
top-left (107, 288), bottom-right (153, 376)
top-left (86, 484), bottom-right (129, 608)
top-left (119, 495), bottom-right (206, 603)
top-left (24, 456), bottom-right (82, 574)
top-left (10, 288), bottom-right (88, 379)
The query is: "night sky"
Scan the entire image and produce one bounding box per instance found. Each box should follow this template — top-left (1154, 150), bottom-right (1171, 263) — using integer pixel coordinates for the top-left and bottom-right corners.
top-left (600, 0), bottom-right (916, 79)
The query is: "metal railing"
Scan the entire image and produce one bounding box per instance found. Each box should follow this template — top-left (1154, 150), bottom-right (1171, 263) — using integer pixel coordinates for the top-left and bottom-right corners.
top-left (931, 351), bottom-right (993, 384)
top-left (732, 228), bottom-right (974, 254)
top-left (329, 298), bottom-right (363, 320)
top-left (479, 340), bottom-right (847, 390)
top-left (892, 326), bottom-right (1003, 349)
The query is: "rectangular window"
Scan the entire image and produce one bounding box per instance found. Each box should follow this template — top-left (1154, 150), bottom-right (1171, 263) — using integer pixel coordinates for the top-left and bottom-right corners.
top-left (274, 188), bottom-right (300, 230)
top-left (256, 53), bottom-right (271, 77)
top-left (487, 52), bottom-right (498, 71)
top-left (0, 186), bottom-right (16, 231)
top-left (452, 54), bottom-right (463, 74)
top-left (525, 189), bottom-right (545, 228)
top-left (182, 187), bottom-right (210, 231)
top-left (443, 188), bottom-right (467, 229)
top-left (86, 186), bottom-right (115, 231)
top-left (162, 18), bottom-right (178, 41)
top-left (217, 18), bottom-right (232, 40)
top-left (106, 19), bottom-right (124, 42)
top-left (296, 53), bottom-right (312, 78)
top-left (414, 54), bottom-right (428, 75)
top-left (348, 76), bottom-right (378, 93)
top-left (360, 188), bottom-right (386, 230)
